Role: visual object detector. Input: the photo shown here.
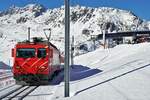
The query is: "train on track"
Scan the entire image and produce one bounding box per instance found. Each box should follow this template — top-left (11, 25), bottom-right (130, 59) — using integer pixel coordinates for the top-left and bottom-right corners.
top-left (11, 37), bottom-right (64, 85)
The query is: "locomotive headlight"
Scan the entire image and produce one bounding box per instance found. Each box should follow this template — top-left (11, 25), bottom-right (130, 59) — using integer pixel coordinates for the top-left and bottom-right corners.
top-left (16, 66), bottom-right (20, 69)
top-left (39, 66), bottom-right (47, 72)
top-left (40, 66), bottom-right (46, 69)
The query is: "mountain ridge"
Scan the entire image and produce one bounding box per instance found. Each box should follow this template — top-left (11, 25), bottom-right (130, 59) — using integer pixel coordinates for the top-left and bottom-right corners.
top-left (0, 4), bottom-right (150, 64)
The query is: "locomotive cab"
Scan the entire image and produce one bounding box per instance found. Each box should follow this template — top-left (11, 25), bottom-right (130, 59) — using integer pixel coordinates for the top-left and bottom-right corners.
top-left (12, 39), bottom-right (62, 85)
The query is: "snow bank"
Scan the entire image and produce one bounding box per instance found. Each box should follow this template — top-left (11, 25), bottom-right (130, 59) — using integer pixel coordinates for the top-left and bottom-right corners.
top-left (52, 43), bottom-right (150, 100)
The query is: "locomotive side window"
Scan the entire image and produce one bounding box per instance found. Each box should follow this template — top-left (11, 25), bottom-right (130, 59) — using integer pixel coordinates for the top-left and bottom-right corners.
top-left (37, 48), bottom-right (46, 58)
top-left (16, 48), bottom-right (35, 58)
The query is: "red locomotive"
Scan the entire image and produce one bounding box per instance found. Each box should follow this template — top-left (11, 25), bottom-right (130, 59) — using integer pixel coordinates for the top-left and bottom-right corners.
top-left (11, 37), bottom-right (64, 85)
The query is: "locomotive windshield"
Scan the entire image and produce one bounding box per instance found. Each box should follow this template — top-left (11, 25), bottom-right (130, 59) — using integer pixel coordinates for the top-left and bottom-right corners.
top-left (37, 48), bottom-right (46, 58)
top-left (16, 48), bottom-right (35, 58)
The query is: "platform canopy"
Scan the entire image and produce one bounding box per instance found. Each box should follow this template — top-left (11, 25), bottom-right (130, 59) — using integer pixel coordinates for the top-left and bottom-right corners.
top-left (97, 30), bottom-right (150, 39)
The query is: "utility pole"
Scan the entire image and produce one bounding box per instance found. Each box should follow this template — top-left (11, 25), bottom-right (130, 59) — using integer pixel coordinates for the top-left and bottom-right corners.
top-left (71, 36), bottom-right (74, 65)
top-left (102, 23), bottom-right (106, 49)
top-left (91, 35), bottom-right (97, 50)
top-left (28, 27), bottom-right (30, 42)
top-left (64, 0), bottom-right (70, 97)
top-left (102, 30), bottom-right (106, 49)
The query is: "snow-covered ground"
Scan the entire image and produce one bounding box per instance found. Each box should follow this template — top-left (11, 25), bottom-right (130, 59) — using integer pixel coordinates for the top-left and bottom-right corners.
top-left (51, 43), bottom-right (150, 100)
top-left (0, 43), bottom-right (150, 100)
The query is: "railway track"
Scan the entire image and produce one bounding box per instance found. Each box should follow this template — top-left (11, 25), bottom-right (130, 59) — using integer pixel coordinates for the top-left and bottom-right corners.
top-left (0, 85), bottom-right (39, 100)
top-left (0, 71), bottom-right (13, 81)
top-left (0, 84), bottom-right (16, 92)
top-left (0, 76), bottom-right (13, 81)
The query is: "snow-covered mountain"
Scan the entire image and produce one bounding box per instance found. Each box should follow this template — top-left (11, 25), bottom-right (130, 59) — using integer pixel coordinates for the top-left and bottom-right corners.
top-left (0, 4), bottom-right (150, 64)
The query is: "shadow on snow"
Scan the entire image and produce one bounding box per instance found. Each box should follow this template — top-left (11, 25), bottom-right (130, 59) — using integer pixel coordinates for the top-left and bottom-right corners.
top-left (49, 65), bottom-right (102, 85)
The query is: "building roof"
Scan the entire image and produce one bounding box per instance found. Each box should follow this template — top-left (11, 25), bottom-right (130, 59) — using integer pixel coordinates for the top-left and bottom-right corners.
top-left (97, 30), bottom-right (150, 39)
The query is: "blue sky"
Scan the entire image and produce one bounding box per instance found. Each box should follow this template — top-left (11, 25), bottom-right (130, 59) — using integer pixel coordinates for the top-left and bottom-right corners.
top-left (0, 0), bottom-right (150, 20)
